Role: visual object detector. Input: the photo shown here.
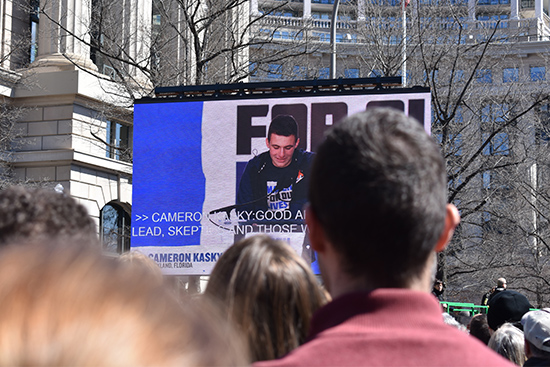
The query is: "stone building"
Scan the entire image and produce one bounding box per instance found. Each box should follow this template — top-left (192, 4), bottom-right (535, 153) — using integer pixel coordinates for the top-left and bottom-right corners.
top-left (0, 0), bottom-right (145, 253)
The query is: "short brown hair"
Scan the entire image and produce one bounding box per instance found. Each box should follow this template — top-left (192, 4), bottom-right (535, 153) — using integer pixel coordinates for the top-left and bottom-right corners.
top-left (0, 186), bottom-right (97, 246)
top-left (268, 114), bottom-right (298, 141)
top-left (309, 108), bottom-right (447, 287)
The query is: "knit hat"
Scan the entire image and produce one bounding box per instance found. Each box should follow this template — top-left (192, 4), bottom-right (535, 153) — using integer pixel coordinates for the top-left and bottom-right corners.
top-left (521, 308), bottom-right (550, 352)
top-left (487, 290), bottom-right (531, 330)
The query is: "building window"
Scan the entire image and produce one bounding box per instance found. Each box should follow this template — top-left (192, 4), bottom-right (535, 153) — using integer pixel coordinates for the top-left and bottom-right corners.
top-left (313, 32), bottom-right (330, 42)
top-left (452, 70), bottom-right (465, 82)
top-left (30, 0), bottom-right (39, 63)
top-left (478, 14), bottom-right (509, 28)
top-left (151, 0), bottom-right (162, 72)
top-left (312, 12), bottom-right (331, 20)
top-left (498, 14), bottom-right (509, 27)
top-left (261, 8), bottom-right (299, 17)
top-left (482, 132), bottom-right (510, 155)
top-left (530, 66), bottom-right (546, 81)
top-left (249, 62), bottom-right (258, 77)
top-left (449, 170), bottom-right (463, 190)
top-left (503, 67), bottom-right (519, 83)
top-left (482, 171), bottom-right (491, 189)
top-left (482, 103), bottom-right (509, 124)
top-left (433, 132), bottom-right (462, 155)
top-left (536, 103), bottom-right (550, 144)
top-left (90, 0), bottom-right (111, 74)
top-left (267, 64), bottom-right (282, 79)
top-left (536, 126), bottom-right (550, 144)
top-left (482, 169), bottom-right (509, 192)
top-left (423, 69), bottom-right (439, 83)
top-left (319, 67), bottom-right (330, 79)
top-left (344, 68), bottom-right (359, 78)
top-left (101, 202), bottom-right (131, 254)
top-left (90, 0), bottom-right (101, 64)
top-left (450, 133), bottom-right (463, 155)
top-left (106, 120), bottom-right (132, 163)
top-left (370, 69), bottom-right (383, 77)
top-left (292, 31), bottom-right (304, 41)
top-left (455, 106), bottom-right (464, 123)
top-left (293, 66), bottom-right (306, 79)
top-left (476, 69), bottom-right (492, 83)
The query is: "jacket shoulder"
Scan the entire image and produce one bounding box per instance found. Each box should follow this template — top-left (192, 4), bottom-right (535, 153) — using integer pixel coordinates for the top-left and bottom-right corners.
top-left (295, 149), bottom-right (315, 165)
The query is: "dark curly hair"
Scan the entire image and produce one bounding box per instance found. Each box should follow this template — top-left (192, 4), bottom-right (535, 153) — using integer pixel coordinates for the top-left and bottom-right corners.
top-left (0, 186), bottom-right (97, 246)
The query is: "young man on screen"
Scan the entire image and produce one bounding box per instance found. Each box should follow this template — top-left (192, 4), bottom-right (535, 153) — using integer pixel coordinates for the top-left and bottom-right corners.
top-left (255, 108), bottom-right (512, 367)
top-left (236, 114), bottom-right (314, 216)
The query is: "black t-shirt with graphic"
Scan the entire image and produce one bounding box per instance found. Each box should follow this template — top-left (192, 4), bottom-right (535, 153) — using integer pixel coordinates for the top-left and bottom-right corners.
top-left (236, 149), bottom-right (314, 218)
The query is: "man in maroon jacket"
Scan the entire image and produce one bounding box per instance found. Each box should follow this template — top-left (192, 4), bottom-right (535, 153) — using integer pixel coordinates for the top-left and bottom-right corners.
top-left (255, 108), bottom-right (512, 367)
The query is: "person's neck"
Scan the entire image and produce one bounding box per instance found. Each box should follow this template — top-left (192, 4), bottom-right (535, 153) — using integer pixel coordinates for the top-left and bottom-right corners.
top-left (324, 254), bottom-right (434, 300)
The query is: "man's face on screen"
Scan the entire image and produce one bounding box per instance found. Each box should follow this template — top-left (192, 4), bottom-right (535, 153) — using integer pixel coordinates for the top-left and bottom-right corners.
top-left (266, 134), bottom-right (299, 168)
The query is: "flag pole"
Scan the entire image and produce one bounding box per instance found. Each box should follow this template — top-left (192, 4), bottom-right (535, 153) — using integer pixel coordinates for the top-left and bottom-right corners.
top-left (402, 0), bottom-right (407, 87)
top-left (330, 0), bottom-right (341, 79)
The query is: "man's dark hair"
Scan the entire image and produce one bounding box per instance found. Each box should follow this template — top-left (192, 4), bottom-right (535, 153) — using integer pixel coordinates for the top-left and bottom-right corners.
top-left (469, 314), bottom-right (492, 345)
top-left (309, 108), bottom-right (447, 287)
top-left (0, 185), bottom-right (98, 246)
top-left (268, 115), bottom-right (298, 141)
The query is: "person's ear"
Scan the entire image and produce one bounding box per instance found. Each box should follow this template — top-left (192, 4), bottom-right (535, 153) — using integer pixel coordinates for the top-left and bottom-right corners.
top-left (265, 138), bottom-right (270, 148)
top-left (294, 138), bottom-right (300, 148)
top-left (524, 337), bottom-right (532, 357)
top-left (434, 204), bottom-right (460, 252)
top-left (306, 205), bottom-right (327, 253)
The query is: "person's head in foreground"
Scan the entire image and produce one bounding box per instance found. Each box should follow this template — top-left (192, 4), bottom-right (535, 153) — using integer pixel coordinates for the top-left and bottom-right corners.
top-left (307, 107), bottom-right (460, 293)
top-left (204, 234), bottom-right (328, 362)
top-left (0, 240), bottom-right (248, 366)
top-left (118, 249), bottom-right (164, 286)
top-left (0, 185), bottom-right (97, 246)
top-left (488, 323), bottom-right (526, 365)
top-left (521, 308), bottom-right (550, 364)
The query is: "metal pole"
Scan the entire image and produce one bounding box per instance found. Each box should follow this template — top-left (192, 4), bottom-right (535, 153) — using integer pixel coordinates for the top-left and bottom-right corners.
top-left (330, 0), bottom-right (340, 79)
top-left (402, 0), bottom-right (407, 87)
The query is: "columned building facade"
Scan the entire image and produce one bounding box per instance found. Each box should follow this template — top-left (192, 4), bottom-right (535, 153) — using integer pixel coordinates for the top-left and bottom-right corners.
top-left (0, 0), bottom-right (154, 252)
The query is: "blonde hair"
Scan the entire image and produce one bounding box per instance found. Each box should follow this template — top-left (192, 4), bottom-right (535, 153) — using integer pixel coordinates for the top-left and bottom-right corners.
top-left (0, 240), bottom-right (248, 366)
top-left (118, 250), bottom-right (164, 285)
top-left (488, 323), bottom-right (526, 365)
top-left (205, 234), bottom-right (329, 362)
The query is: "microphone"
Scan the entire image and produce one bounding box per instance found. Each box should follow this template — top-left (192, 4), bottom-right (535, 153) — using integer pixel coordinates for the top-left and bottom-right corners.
top-left (209, 175), bottom-right (296, 217)
top-left (209, 204), bottom-right (237, 216)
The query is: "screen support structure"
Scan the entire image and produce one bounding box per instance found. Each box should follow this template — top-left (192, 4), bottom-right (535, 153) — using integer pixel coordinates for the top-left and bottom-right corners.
top-left (153, 77), bottom-right (405, 101)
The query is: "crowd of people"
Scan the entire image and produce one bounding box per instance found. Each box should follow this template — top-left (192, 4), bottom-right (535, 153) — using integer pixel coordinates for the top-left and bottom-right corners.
top-left (0, 108), bottom-right (548, 366)
top-left (430, 276), bottom-right (550, 366)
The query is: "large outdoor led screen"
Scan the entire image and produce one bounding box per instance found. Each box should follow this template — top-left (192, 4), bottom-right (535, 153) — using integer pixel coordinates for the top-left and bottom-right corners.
top-left (132, 88), bottom-right (431, 275)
